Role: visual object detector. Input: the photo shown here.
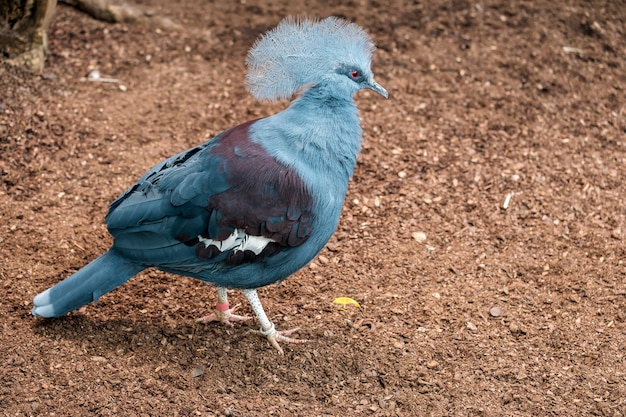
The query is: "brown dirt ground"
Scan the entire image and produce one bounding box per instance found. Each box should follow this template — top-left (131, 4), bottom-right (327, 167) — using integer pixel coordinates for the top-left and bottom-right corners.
top-left (1, 0), bottom-right (626, 416)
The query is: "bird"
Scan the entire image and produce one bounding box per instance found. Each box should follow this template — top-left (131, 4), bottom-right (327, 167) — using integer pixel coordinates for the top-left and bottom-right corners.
top-left (32, 16), bottom-right (388, 354)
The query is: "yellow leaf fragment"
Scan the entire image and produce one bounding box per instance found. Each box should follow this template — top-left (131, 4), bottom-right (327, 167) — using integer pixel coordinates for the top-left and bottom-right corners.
top-left (332, 297), bottom-right (361, 309)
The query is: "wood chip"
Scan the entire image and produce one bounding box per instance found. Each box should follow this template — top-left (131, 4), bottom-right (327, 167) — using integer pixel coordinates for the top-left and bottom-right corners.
top-left (502, 192), bottom-right (513, 210)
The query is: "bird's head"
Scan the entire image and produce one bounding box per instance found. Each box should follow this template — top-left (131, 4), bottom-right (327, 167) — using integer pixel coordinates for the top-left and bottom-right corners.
top-left (246, 16), bottom-right (388, 102)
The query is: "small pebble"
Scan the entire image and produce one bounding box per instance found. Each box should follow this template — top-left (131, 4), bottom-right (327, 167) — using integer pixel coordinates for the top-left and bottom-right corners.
top-left (191, 365), bottom-right (204, 378)
top-left (88, 70), bottom-right (101, 80)
top-left (490, 306), bottom-right (502, 317)
top-left (317, 255), bottom-right (329, 264)
top-left (412, 231), bottom-right (427, 243)
top-left (467, 321), bottom-right (477, 331)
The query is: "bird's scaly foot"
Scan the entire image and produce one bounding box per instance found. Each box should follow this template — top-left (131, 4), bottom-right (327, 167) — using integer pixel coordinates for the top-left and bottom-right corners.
top-left (249, 323), bottom-right (307, 355)
top-left (195, 302), bottom-right (251, 326)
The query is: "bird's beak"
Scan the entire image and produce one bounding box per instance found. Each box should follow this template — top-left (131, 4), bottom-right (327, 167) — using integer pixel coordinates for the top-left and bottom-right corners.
top-left (365, 79), bottom-right (389, 99)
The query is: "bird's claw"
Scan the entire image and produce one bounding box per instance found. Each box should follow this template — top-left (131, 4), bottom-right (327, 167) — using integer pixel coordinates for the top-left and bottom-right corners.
top-left (249, 323), bottom-right (308, 354)
top-left (195, 302), bottom-right (252, 326)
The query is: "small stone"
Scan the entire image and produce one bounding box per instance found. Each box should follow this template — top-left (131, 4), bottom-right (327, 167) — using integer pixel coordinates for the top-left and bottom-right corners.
top-left (42, 72), bottom-right (57, 81)
top-left (467, 321), bottom-right (477, 331)
top-left (426, 360), bottom-right (439, 369)
top-left (411, 231), bottom-right (427, 243)
top-left (490, 306), bottom-right (502, 317)
top-left (191, 365), bottom-right (204, 378)
top-left (317, 255), bottom-right (329, 264)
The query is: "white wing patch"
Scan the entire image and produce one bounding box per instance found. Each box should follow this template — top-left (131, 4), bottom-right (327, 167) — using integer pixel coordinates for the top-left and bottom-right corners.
top-left (198, 229), bottom-right (275, 256)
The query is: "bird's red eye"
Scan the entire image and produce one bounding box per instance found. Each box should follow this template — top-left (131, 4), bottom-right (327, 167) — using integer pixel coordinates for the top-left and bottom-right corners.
top-left (350, 70), bottom-right (360, 79)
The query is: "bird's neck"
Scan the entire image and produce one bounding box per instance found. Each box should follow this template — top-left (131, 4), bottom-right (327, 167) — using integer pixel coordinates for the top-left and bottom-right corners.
top-left (252, 84), bottom-right (363, 183)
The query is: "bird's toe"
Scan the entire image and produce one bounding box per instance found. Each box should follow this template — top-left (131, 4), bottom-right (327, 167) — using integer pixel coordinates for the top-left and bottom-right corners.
top-left (249, 323), bottom-right (308, 355)
top-left (195, 302), bottom-right (252, 326)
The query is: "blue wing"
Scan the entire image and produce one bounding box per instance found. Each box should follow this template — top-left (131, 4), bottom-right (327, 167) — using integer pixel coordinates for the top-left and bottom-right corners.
top-left (105, 120), bottom-right (315, 278)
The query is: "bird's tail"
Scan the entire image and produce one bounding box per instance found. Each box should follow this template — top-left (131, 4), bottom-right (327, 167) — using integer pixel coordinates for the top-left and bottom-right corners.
top-left (32, 249), bottom-right (145, 318)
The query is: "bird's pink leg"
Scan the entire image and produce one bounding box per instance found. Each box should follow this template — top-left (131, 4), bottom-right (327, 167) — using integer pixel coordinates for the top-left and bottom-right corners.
top-left (195, 287), bottom-right (252, 326)
top-left (242, 288), bottom-right (307, 354)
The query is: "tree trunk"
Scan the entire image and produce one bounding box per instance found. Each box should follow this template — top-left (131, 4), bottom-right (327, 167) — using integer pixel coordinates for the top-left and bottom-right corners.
top-left (0, 0), bottom-right (57, 71)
